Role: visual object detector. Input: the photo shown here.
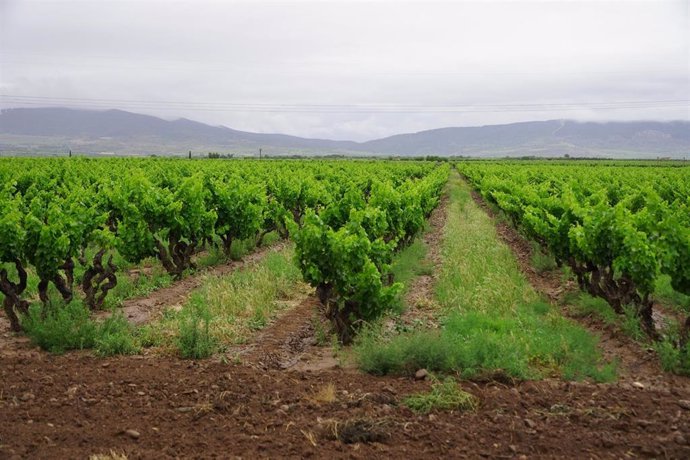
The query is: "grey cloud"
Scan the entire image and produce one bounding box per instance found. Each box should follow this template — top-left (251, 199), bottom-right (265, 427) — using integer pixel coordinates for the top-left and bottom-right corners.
top-left (1, 0), bottom-right (688, 141)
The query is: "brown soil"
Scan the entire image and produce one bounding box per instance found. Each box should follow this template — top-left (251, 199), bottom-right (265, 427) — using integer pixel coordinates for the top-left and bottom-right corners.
top-left (468, 186), bottom-right (690, 392)
top-left (1, 354), bottom-right (689, 459)
top-left (234, 296), bottom-right (335, 371)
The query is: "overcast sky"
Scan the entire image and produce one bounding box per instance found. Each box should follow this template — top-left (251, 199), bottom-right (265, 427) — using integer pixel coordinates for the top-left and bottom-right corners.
top-left (0, 0), bottom-right (688, 141)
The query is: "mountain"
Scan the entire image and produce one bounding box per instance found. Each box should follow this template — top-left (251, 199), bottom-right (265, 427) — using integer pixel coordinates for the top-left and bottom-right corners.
top-left (360, 120), bottom-right (690, 157)
top-left (1, 107), bottom-right (688, 158)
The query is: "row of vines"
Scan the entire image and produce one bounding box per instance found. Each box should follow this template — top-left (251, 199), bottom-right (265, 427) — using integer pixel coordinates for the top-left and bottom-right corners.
top-left (0, 158), bottom-right (448, 342)
top-left (458, 161), bottom-right (690, 348)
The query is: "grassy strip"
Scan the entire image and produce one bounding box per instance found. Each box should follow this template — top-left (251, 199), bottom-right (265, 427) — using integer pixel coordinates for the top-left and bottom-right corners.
top-left (139, 245), bottom-right (307, 357)
top-left (22, 302), bottom-right (139, 356)
top-left (390, 239), bottom-right (432, 300)
top-left (355, 174), bottom-right (616, 382)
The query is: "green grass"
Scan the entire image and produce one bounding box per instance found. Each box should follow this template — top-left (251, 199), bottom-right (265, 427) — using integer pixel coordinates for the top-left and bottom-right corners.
top-left (176, 301), bottom-right (217, 359)
top-left (655, 275), bottom-right (690, 314)
top-left (568, 292), bottom-right (619, 325)
top-left (388, 234), bottom-right (434, 313)
top-left (355, 174), bottom-right (616, 383)
top-left (403, 377), bottom-right (478, 414)
top-left (141, 245), bottom-right (307, 354)
top-left (22, 301), bottom-right (139, 356)
top-left (654, 338), bottom-right (690, 376)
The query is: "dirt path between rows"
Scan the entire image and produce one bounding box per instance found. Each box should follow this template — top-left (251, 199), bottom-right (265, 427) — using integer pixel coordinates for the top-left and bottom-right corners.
top-left (466, 183), bottom-right (690, 393)
top-left (398, 188), bottom-right (449, 328)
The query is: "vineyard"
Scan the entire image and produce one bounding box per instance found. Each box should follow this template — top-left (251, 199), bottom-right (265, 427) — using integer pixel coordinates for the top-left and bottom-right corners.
top-left (459, 162), bottom-right (690, 364)
top-left (1, 158), bottom-right (689, 458)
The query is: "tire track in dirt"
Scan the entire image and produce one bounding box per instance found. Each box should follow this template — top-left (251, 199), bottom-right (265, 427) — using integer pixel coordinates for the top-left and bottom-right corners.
top-left (232, 295), bottom-right (339, 371)
top-left (466, 182), bottom-right (690, 391)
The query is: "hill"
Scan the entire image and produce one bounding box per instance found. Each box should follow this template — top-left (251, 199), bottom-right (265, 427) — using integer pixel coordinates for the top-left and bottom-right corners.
top-left (1, 107), bottom-right (688, 158)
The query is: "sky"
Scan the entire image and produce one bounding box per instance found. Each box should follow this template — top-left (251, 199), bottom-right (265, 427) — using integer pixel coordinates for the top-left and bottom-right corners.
top-left (0, 0), bottom-right (688, 141)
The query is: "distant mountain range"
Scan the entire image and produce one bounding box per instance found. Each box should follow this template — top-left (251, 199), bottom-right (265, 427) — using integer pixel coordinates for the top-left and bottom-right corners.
top-left (1, 107), bottom-right (688, 158)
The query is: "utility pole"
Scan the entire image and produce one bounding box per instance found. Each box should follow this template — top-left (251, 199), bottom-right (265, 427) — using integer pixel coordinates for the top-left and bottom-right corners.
top-left (259, 148), bottom-right (262, 160)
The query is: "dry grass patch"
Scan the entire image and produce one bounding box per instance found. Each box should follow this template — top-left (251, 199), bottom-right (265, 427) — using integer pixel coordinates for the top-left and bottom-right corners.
top-left (307, 382), bottom-right (337, 404)
top-left (89, 451), bottom-right (128, 460)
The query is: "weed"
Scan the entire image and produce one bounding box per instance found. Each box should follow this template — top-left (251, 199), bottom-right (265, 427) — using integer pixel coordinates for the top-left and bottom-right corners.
top-left (22, 302), bottom-right (97, 353)
top-left (312, 314), bottom-right (330, 346)
top-left (22, 302), bottom-right (140, 356)
top-left (94, 313), bottom-right (140, 356)
top-left (176, 299), bottom-right (217, 359)
top-left (654, 325), bottom-right (690, 376)
top-left (655, 275), bottom-right (690, 314)
top-left (569, 293), bottom-right (618, 325)
top-left (530, 242), bottom-right (557, 273)
top-left (404, 377), bottom-right (478, 413)
top-left (621, 306), bottom-right (646, 341)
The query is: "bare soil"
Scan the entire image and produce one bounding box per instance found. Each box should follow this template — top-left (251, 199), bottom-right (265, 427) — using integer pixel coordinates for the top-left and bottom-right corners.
top-left (1, 354), bottom-right (689, 459)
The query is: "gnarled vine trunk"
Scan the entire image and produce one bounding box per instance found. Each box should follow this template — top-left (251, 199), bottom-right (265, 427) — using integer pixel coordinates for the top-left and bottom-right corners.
top-left (0, 260), bottom-right (29, 332)
top-left (38, 258), bottom-right (75, 311)
top-left (316, 283), bottom-right (359, 345)
top-left (82, 249), bottom-right (118, 310)
top-left (155, 236), bottom-right (197, 279)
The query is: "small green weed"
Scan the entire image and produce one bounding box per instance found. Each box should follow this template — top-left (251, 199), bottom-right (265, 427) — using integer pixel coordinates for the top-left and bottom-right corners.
top-left (621, 306), bottom-right (646, 342)
top-left (94, 313), bottom-right (141, 356)
top-left (654, 322), bottom-right (690, 376)
top-left (530, 242), bottom-right (557, 273)
top-left (176, 299), bottom-right (217, 359)
top-left (404, 377), bottom-right (478, 413)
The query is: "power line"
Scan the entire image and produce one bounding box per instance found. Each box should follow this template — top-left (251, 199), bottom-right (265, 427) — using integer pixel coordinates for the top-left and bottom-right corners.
top-left (1, 94), bottom-right (688, 114)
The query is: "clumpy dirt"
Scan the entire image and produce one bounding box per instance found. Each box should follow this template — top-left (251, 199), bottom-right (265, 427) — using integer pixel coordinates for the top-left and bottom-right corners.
top-left (468, 186), bottom-right (690, 392)
top-left (1, 353), bottom-right (689, 459)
